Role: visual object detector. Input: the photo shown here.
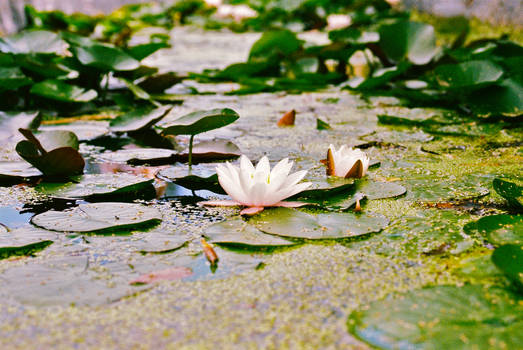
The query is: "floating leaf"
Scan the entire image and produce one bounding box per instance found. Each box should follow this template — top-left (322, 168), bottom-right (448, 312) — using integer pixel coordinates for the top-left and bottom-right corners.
top-left (0, 30), bottom-right (69, 55)
top-left (130, 267), bottom-right (193, 284)
top-left (204, 219), bottom-right (296, 248)
top-left (349, 285), bottom-right (523, 349)
top-left (161, 108), bottom-right (240, 136)
top-left (435, 60), bottom-right (504, 89)
top-left (31, 202), bottom-right (162, 233)
top-left (403, 174), bottom-right (489, 201)
top-left (316, 118), bottom-right (331, 130)
top-left (251, 207), bottom-right (388, 240)
top-left (96, 148), bottom-right (177, 165)
top-left (468, 78), bottom-right (523, 117)
top-left (248, 30), bottom-right (302, 62)
top-left (346, 63), bottom-right (410, 90)
top-left (71, 43), bottom-right (140, 72)
top-left (0, 161), bottom-right (42, 186)
top-left (277, 109), bottom-right (295, 127)
top-left (138, 72), bottom-right (183, 94)
top-left (30, 79), bottom-right (98, 103)
top-left (0, 67), bottom-right (32, 91)
top-left (379, 21), bottom-right (438, 65)
top-left (474, 214), bottom-right (523, 246)
top-left (176, 140), bottom-right (241, 163)
top-left (130, 230), bottom-right (187, 254)
top-left (0, 111), bottom-right (40, 142)
top-left (493, 178), bottom-right (523, 210)
top-left (110, 105), bottom-right (173, 134)
top-left (126, 42), bottom-right (169, 61)
top-left (35, 173), bottom-right (156, 201)
top-left (492, 244), bottom-right (523, 291)
top-left (0, 226), bottom-right (55, 259)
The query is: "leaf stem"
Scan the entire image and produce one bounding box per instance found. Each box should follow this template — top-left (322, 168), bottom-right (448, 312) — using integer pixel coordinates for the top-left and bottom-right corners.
top-left (188, 134), bottom-right (195, 170)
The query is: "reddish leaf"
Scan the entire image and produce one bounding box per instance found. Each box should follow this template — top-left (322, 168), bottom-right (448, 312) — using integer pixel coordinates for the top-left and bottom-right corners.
top-left (130, 267), bottom-right (193, 284)
top-left (277, 109), bottom-right (296, 127)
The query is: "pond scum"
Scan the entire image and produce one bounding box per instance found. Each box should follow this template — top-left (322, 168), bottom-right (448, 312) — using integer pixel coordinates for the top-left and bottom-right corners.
top-left (0, 1), bottom-right (522, 349)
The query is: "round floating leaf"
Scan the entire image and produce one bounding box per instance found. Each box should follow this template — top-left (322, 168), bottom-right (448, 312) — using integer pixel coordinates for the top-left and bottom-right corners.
top-left (476, 214), bottom-right (523, 246)
top-left (0, 226), bottom-right (55, 259)
top-left (493, 178), bottom-right (523, 210)
top-left (96, 148), bottom-right (177, 164)
top-left (435, 60), bottom-right (504, 89)
top-left (130, 230), bottom-right (187, 254)
top-left (130, 267), bottom-right (193, 284)
top-left (39, 122), bottom-right (109, 141)
top-left (379, 21), bottom-right (438, 65)
top-left (31, 202), bottom-right (162, 233)
top-left (158, 164), bottom-right (224, 194)
top-left (0, 111), bottom-right (40, 142)
top-left (204, 219), bottom-right (296, 248)
top-left (468, 78), bottom-right (523, 117)
top-left (35, 173), bottom-right (156, 201)
top-left (30, 79), bottom-right (98, 103)
top-left (35, 130), bottom-right (79, 151)
top-left (109, 105), bottom-right (173, 133)
top-left (72, 44), bottom-right (140, 72)
top-left (176, 140), bottom-right (241, 163)
top-left (0, 67), bottom-right (32, 91)
top-left (251, 208), bottom-right (388, 240)
top-left (161, 108), bottom-right (240, 136)
top-left (349, 285), bottom-right (523, 350)
top-left (356, 179), bottom-right (406, 200)
top-left (492, 244), bottom-right (523, 291)
top-left (361, 130), bottom-right (433, 143)
top-left (0, 161), bottom-right (42, 185)
top-left (0, 30), bottom-right (69, 55)
top-left (404, 175), bottom-right (489, 201)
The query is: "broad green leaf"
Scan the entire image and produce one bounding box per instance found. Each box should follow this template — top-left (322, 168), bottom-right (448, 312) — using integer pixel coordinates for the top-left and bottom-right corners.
top-left (468, 78), bottom-right (523, 117)
top-left (126, 42), bottom-right (169, 61)
top-left (204, 219), bottom-right (296, 248)
top-left (0, 226), bottom-right (54, 259)
top-left (475, 214), bottom-right (523, 246)
top-left (0, 67), bottom-right (32, 91)
top-left (138, 72), bottom-right (183, 94)
top-left (161, 108), bottom-right (240, 136)
top-left (329, 28), bottom-right (379, 44)
top-left (492, 244), bottom-right (523, 291)
top-left (30, 79), bottom-right (98, 103)
top-left (346, 62), bottom-right (410, 90)
top-left (31, 202), bottom-right (162, 233)
top-left (251, 207), bottom-right (388, 240)
top-left (129, 230), bottom-right (187, 254)
top-left (120, 78), bottom-right (151, 100)
top-left (435, 60), bottom-right (504, 89)
top-left (349, 285), bottom-right (523, 350)
top-left (0, 30), bottom-right (69, 55)
top-left (248, 30), bottom-right (302, 62)
top-left (35, 173), bottom-right (156, 201)
top-left (110, 105), bottom-right (173, 133)
top-left (71, 43), bottom-right (140, 72)
top-left (34, 130), bottom-right (79, 151)
top-left (493, 178), bottom-right (523, 210)
top-left (379, 21), bottom-right (438, 65)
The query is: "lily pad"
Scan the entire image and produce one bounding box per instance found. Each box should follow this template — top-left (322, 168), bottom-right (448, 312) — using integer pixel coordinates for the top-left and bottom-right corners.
top-left (0, 161), bottom-right (42, 186)
top-left (161, 108), bottom-right (240, 136)
top-left (130, 230), bottom-right (188, 254)
top-left (35, 173), bottom-right (156, 201)
top-left (475, 214), bottom-right (523, 246)
top-left (0, 30), bottom-right (69, 55)
top-left (31, 202), bottom-right (162, 233)
top-left (403, 174), bottom-right (489, 202)
top-left (72, 43), bottom-right (140, 72)
top-left (0, 226), bottom-right (55, 259)
top-left (204, 219), bottom-right (296, 248)
top-left (0, 67), bottom-right (32, 91)
top-left (379, 21), bottom-right (438, 65)
top-left (435, 60), bottom-right (504, 89)
top-left (30, 79), bottom-right (98, 103)
top-left (468, 78), bottom-right (523, 117)
top-left (361, 130), bottom-right (433, 143)
top-left (0, 111), bottom-right (40, 142)
top-left (96, 148), bottom-right (177, 164)
top-left (251, 207), bottom-right (388, 240)
top-left (492, 244), bottom-right (523, 291)
top-left (176, 140), bottom-right (241, 163)
top-left (349, 285), bottom-right (523, 350)
top-left (493, 178), bottom-right (523, 210)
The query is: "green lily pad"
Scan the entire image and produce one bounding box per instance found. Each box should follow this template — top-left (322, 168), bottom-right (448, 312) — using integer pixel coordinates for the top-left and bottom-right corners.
top-left (129, 230), bottom-right (188, 254)
top-left (492, 244), bottom-right (523, 291)
top-left (468, 78), bottom-right (523, 117)
top-left (0, 226), bottom-right (55, 259)
top-left (72, 43), bottom-right (140, 72)
top-left (30, 79), bottom-right (98, 103)
top-left (126, 42), bottom-right (169, 61)
top-left (0, 30), bottom-right (69, 55)
top-left (248, 29), bottom-right (302, 63)
top-left (474, 214), bottom-right (523, 246)
top-left (31, 202), bottom-right (162, 233)
top-left (251, 208), bottom-right (388, 240)
top-left (493, 178), bottom-right (523, 210)
top-left (379, 21), bottom-right (438, 65)
top-left (161, 108), bottom-right (240, 136)
top-left (39, 121), bottom-right (109, 141)
top-left (0, 111), bottom-right (40, 142)
top-left (435, 60), bottom-right (504, 89)
top-left (0, 67), bottom-right (33, 91)
top-left (349, 285), bottom-right (523, 350)
top-left (403, 174), bottom-right (489, 201)
top-left (0, 161), bottom-right (42, 186)
top-left (346, 63), bottom-right (410, 90)
top-left (176, 140), bottom-right (241, 163)
top-left (204, 219), bottom-right (296, 248)
top-left (35, 173), bottom-right (156, 201)
top-left (96, 148), bottom-right (177, 164)
top-left (361, 130), bottom-right (433, 143)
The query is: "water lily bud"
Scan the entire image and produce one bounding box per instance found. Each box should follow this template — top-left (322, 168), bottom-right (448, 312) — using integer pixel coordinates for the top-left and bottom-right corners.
top-left (326, 145), bottom-right (370, 178)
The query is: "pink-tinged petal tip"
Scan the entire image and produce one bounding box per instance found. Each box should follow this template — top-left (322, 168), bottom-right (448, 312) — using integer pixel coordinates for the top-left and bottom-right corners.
top-left (240, 206), bottom-right (265, 216)
top-left (273, 201), bottom-right (309, 208)
top-left (199, 200), bottom-right (241, 207)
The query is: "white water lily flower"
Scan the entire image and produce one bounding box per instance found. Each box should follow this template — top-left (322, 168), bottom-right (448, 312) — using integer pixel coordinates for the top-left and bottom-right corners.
top-left (216, 4), bottom-right (258, 21)
top-left (326, 144), bottom-right (370, 178)
top-left (200, 155), bottom-right (311, 215)
top-left (326, 14), bottom-right (352, 30)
